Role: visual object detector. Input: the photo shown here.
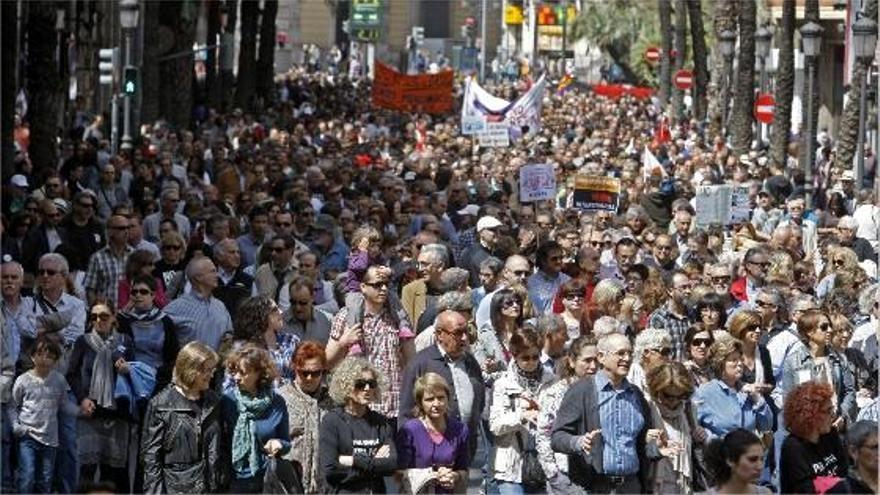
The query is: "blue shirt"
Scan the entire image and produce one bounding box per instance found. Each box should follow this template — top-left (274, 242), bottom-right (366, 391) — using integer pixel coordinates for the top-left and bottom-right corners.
top-left (164, 292), bottom-right (232, 351)
top-left (693, 379), bottom-right (773, 440)
top-left (527, 270), bottom-right (570, 316)
top-left (318, 239), bottom-right (350, 278)
top-left (236, 233), bottom-right (265, 269)
top-left (595, 371), bottom-right (644, 476)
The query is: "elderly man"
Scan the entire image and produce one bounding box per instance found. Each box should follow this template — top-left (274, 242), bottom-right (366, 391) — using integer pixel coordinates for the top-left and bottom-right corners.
top-left (83, 213), bottom-right (133, 307)
top-left (1, 261), bottom-right (37, 369)
top-left (326, 265), bottom-right (415, 419)
top-left (143, 188), bottom-right (191, 242)
top-left (281, 277), bottom-right (332, 345)
top-left (837, 216), bottom-right (876, 263)
top-left (627, 327), bottom-right (673, 391)
top-left (399, 309), bottom-right (486, 456)
top-left (164, 257), bottom-right (232, 351)
top-left (401, 243), bottom-right (449, 327)
top-left (212, 238), bottom-right (255, 317)
top-left (32, 253), bottom-right (86, 354)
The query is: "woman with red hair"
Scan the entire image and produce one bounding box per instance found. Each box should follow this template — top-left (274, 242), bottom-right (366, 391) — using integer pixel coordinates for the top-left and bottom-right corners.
top-left (779, 381), bottom-right (849, 494)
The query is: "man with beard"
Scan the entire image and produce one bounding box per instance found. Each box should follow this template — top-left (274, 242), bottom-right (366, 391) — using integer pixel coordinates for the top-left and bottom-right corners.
top-left (401, 244), bottom-right (448, 328)
top-left (647, 271), bottom-right (693, 360)
top-left (642, 234), bottom-right (679, 282)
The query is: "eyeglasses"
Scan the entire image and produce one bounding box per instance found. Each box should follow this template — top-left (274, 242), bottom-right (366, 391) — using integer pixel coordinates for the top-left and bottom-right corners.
top-left (748, 260), bottom-right (771, 268)
top-left (131, 288), bottom-right (153, 296)
top-left (710, 276), bottom-right (730, 284)
top-left (297, 369), bottom-right (324, 380)
top-left (832, 259), bottom-right (845, 267)
top-left (818, 323), bottom-right (832, 332)
top-left (162, 245), bottom-right (182, 251)
top-left (502, 299), bottom-right (522, 309)
top-left (564, 293), bottom-right (584, 301)
top-left (691, 338), bottom-right (713, 347)
top-left (363, 281), bottom-right (389, 290)
top-left (755, 300), bottom-right (777, 309)
top-left (353, 378), bottom-right (378, 390)
top-left (38, 268), bottom-right (59, 276)
top-left (90, 312), bottom-right (113, 321)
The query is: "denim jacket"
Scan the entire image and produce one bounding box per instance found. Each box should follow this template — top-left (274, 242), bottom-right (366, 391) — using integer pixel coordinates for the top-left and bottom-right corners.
top-left (779, 343), bottom-right (856, 422)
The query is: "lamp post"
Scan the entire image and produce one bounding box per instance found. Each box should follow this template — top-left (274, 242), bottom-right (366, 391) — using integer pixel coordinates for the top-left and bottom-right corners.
top-left (853, 16), bottom-right (878, 188)
top-left (119, 0), bottom-right (139, 151)
top-left (56, 8), bottom-right (66, 134)
top-left (718, 29), bottom-right (737, 136)
top-left (800, 21), bottom-right (822, 208)
top-left (755, 25), bottom-right (773, 143)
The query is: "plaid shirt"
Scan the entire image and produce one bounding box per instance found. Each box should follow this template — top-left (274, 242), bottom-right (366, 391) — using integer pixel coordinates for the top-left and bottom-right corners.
top-left (330, 306), bottom-right (408, 417)
top-left (83, 245), bottom-right (133, 307)
top-left (647, 302), bottom-right (691, 361)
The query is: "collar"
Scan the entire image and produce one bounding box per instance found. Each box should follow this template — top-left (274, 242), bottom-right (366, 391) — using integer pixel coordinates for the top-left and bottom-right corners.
top-left (595, 369), bottom-right (631, 392)
top-left (716, 379), bottom-right (737, 394)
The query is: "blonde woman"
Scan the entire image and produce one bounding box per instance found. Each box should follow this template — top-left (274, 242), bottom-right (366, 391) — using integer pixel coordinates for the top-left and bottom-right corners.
top-left (141, 342), bottom-right (226, 493)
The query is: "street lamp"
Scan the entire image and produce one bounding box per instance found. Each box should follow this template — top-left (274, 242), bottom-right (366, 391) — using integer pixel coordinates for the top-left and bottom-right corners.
top-left (119, 0), bottom-right (139, 151)
top-left (853, 16), bottom-right (878, 187)
top-left (755, 25), bottom-right (773, 143)
top-left (800, 20), bottom-right (822, 207)
top-left (718, 29), bottom-right (737, 135)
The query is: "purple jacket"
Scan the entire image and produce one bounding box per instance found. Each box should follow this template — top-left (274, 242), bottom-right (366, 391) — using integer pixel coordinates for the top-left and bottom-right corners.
top-left (396, 417), bottom-right (470, 488)
top-left (344, 250), bottom-right (385, 294)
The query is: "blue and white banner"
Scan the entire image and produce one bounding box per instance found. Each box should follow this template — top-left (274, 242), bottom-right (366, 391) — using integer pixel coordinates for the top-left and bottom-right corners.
top-left (461, 75), bottom-right (547, 140)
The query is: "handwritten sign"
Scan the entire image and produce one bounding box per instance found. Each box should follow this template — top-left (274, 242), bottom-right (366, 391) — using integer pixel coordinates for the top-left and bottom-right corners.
top-left (478, 122), bottom-right (510, 147)
top-left (371, 62), bottom-right (453, 114)
top-left (695, 185), bottom-right (732, 226)
top-left (519, 164), bottom-right (556, 202)
top-left (572, 175), bottom-right (620, 212)
top-left (461, 115), bottom-right (487, 135)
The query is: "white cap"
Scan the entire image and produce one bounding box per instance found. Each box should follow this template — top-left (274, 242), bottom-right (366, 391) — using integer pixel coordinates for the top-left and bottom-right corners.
top-left (837, 216), bottom-right (858, 230)
top-left (403, 171), bottom-right (417, 181)
top-left (476, 216), bottom-right (503, 232)
top-left (457, 204), bottom-right (479, 217)
top-left (10, 174), bottom-right (28, 188)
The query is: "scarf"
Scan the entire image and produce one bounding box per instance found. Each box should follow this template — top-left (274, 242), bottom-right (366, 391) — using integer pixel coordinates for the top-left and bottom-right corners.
top-left (84, 331), bottom-right (118, 410)
top-left (119, 306), bottom-right (163, 323)
top-left (232, 388), bottom-right (273, 475)
top-left (649, 400), bottom-right (693, 494)
top-left (512, 361), bottom-right (544, 395)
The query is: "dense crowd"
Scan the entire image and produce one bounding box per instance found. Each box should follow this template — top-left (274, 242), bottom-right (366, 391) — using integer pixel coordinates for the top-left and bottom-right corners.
top-left (1, 65), bottom-right (879, 495)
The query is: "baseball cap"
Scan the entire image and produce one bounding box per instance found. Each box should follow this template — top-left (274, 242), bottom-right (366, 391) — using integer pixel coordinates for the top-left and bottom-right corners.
top-left (10, 174), bottom-right (28, 188)
top-left (457, 204), bottom-right (479, 217)
top-left (476, 216), bottom-right (503, 232)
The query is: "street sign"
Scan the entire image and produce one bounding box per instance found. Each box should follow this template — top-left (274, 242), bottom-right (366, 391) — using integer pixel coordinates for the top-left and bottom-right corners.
top-left (674, 69), bottom-right (693, 90)
top-left (350, 0), bottom-right (382, 30)
top-left (754, 93), bottom-right (775, 124)
top-left (644, 47), bottom-right (661, 63)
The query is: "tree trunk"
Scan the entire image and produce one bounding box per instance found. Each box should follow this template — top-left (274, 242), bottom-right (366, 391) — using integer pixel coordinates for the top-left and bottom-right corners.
top-left (687, 0), bottom-right (708, 121)
top-left (221, 0), bottom-right (238, 112)
top-left (605, 42), bottom-right (648, 86)
top-left (672, 0), bottom-right (688, 121)
top-left (800, 0), bottom-right (820, 170)
top-left (158, 1), bottom-right (196, 130)
top-left (255, 0), bottom-right (278, 109)
top-left (2, 0), bottom-right (18, 177)
top-left (658, 0), bottom-right (673, 108)
top-left (707, 0), bottom-right (737, 141)
top-left (235, 0), bottom-right (258, 111)
top-left (770, 0), bottom-right (795, 169)
top-left (206, 0), bottom-right (221, 111)
top-left (26, 1), bottom-right (64, 182)
top-left (729, 0), bottom-right (756, 155)
top-left (835, 0), bottom-right (878, 173)
top-left (141, 0), bottom-right (161, 125)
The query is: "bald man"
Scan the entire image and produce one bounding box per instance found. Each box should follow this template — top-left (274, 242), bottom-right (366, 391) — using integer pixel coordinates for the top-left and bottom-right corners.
top-left (163, 257), bottom-right (232, 350)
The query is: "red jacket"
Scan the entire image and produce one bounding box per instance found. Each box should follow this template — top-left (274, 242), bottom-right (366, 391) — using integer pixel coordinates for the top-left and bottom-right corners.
top-left (730, 277), bottom-right (748, 303)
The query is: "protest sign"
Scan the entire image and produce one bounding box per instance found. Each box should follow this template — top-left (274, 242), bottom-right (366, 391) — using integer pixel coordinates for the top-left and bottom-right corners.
top-left (730, 185), bottom-right (751, 224)
top-left (478, 123), bottom-right (510, 147)
top-left (572, 175), bottom-right (620, 212)
top-left (371, 62), bottom-right (453, 114)
top-left (519, 164), bottom-right (556, 202)
top-left (695, 185), bottom-right (732, 226)
top-left (461, 115), bottom-right (487, 135)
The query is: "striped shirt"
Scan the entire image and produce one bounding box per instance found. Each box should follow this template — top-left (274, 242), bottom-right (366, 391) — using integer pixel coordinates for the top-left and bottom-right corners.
top-left (163, 291), bottom-right (232, 351)
top-left (83, 245), bottom-right (133, 307)
top-left (595, 371), bottom-right (645, 476)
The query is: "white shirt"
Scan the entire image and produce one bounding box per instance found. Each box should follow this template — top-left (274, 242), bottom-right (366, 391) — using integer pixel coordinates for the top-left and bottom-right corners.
top-left (853, 203), bottom-right (880, 252)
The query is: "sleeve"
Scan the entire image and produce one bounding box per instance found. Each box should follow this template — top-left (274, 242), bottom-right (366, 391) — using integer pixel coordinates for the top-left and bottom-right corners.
top-left (837, 357), bottom-right (857, 423)
top-left (274, 395), bottom-right (292, 455)
top-left (347, 251), bottom-right (370, 278)
top-left (550, 381), bottom-right (587, 456)
top-left (694, 387), bottom-right (721, 441)
top-left (489, 380), bottom-right (525, 437)
top-left (140, 398), bottom-right (166, 494)
top-left (329, 311), bottom-right (346, 341)
top-left (82, 253), bottom-right (102, 293)
top-left (395, 422), bottom-right (416, 469)
top-left (319, 413), bottom-right (354, 488)
top-left (398, 360), bottom-right (419, 423)
top-left (751, 395), bottom-right (773, 432)
top-left (535, 389), bottom-right (561, 479)
top-left (66, 339), bottom-right (87, 402)
top-left (117, 280), bottom-right (130, 311)
top-left (10, 377), bottom-right (25, 437)
top-left (57, 376), bottom-right (79, 417)
top-left (372, 416), bottom-right (399, 474)
top-left (453, 423), bottom-right (470, 471)
top-left (780, 438), bottom-right (819, 494)
top-left (62, 302), bottom-right (87, 347)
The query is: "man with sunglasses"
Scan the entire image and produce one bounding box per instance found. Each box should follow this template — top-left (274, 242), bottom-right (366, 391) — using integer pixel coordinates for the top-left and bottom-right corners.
top-left (282, 277), bottom-right (332, 346)
top-left (643, 233), bottom-right (679, 283)
top-left (254, 235), bottom-right (299, 302)
top-left (730, 247), bottom-right (770, 304)
top-left (22, 200), bottom-right (69, 275)
top-left (83, 214), bottom-right (134, 307)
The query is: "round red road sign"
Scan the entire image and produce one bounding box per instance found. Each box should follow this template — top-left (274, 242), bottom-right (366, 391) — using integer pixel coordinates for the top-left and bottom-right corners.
top-left (645, 47), bottom-right (661, 63)
top-left (754, 93), bottom-right (775, 124)
top-left (674, 69), bottom-right (693, 90)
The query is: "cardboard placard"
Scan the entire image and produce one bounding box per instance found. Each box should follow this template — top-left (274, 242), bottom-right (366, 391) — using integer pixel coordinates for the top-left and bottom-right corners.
top-left (572, 175), bottom-right (620, 212)
top-left (478, 122), bottom-right (510, 147)
top-left (519, 164), bottom-right (556, 202)
top-left (695, 185), bottom-right (733, 226)
top-left (461, 115), bottom-right (487, 135)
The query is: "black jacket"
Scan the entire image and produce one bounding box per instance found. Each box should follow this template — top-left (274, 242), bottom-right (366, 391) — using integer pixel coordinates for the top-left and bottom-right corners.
top-left (319, 407), bottom-right (397, 494)
top-left (213, 268), bottom-right (255, 318)
top-left (66, 331), bottom-right (135, 419)
top-left (398, 344), bottom-right (485, 455)
top-left (141, 384), bottom-right (228, 494)
top-left (22, 224), bottom-right (69, 274)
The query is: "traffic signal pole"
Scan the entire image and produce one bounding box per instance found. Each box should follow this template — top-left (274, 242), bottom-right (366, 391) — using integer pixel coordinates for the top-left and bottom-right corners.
top-left (121, 29), bottom-right (133, 150)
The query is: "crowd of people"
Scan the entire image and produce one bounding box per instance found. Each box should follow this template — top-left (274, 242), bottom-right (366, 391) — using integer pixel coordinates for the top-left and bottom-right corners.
top-left (1, 63), bottom-right (879, 495)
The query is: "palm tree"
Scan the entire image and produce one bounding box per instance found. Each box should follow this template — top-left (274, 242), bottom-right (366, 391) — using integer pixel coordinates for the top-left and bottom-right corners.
top-left (658, 0), bottom-right (673, 107)
top-left (707, 0), bottom-right (737, 141)
top-left (26, 1), bottom-right (64, 182)
top-left (687, 0), bottom-right (709, 120)
top-left (2, 0), bottom-right (18, 171)
top-left (235, 0), bottom-right (258, 111)
top-left (672, 0), bottom-right (688, 121)
top-left (835, 0), bottom-right (879, 173)
top-left (770, 0), bottom-right (795, 168)
top-left (255, 0), bottom-right (278, 109)
top-left (158, 1), bottom-right (197, 130)
top-left (729, 0), bottom-right (755, 155)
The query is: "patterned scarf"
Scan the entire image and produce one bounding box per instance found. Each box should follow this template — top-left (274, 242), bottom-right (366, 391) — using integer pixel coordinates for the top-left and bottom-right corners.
top-left (231, 388), bottom-right (273, 475)
top-left (512, 360), bottom-right (544, 395)
top-left (84, 331), bottom-right (118, 410)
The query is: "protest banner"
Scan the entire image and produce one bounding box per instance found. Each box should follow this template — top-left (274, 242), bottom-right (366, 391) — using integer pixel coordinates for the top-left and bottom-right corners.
top-left (371, 62), bottom-right (453, 114)
top-left (572, 175), bottom-right (620, 212)
top-left (461, 115), bottom-right (487, 135)
top-left (478, 122), bottom-right (510, 147)
top-left (695, 185), bottom-right (733, 226)
top-left (730, 185), bottom-right (751, 224)
top-left (519, 164), bottom-right (556, 202)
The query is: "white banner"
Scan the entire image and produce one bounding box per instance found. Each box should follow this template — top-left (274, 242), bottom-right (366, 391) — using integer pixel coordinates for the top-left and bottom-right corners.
top-left (478, 122), bottom-right (510, 148)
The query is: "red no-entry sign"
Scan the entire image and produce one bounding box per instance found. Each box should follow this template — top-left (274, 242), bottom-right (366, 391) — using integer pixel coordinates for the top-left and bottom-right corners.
top-left (754, 93), bottom-right (775, 124)
top-left (674, 69), bottom-right (693, 90)
top-left (645, 47), bottom-right (661, 63)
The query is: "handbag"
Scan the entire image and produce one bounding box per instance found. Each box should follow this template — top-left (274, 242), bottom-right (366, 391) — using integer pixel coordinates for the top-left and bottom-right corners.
top-left (263, 457), bottom-right (304, 495)
top-left (515, 432), bottom-right (547, 489)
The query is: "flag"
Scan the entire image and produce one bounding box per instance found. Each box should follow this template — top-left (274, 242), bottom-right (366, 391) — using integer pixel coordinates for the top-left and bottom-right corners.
top-left (642, 145), bottom-right (667, 180)
top-left (556, 74), bottom-right (574, 95)
top-left (653, 116), bottom-right (671, 146)
top-left (461, 75), bottom-right (547, 140)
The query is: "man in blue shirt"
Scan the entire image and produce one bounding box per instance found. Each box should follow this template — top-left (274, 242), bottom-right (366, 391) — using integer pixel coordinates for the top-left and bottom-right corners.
top-left (551, 333), bottom-right (656, 494)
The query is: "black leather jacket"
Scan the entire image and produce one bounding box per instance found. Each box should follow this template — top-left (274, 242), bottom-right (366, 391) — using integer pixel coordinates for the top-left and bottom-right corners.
top-left (141, 384), bottom-right (228, 493)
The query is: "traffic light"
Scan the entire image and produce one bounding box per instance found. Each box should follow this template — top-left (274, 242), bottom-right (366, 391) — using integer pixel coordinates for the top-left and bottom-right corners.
top-left (123, 66), bottom-right (138, 95)
top-left (98, 47), bottom-right (118, 86)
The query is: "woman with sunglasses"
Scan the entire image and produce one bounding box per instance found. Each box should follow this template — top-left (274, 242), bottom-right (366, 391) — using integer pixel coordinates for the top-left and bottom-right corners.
top-left (319, 356), bottom-right (397, 494)
top-left (117, 274), bottom-right (180, 394)
top-left (474, 289), bottom-right (523, 383)
top-left (693, 339), bottom-right (773, 441)
top-left (154, 231), bottom-right (188, 299)
top-left (278, 341), bottom-right (333, 494)
top-left (702, 429), bottom-right (771, 495)
top-left (682, 323), bottom-right (715, 387)
top-left (66, 301), bottom-right (135, 491)
top-left (816, 246), bottom-right (869, 304)
top-left (118, 249), bottom-right (168, 309)
top-left (557, 279), bottom-right (586, 343)
top-left (727, 311), bottom-right (775, 400)
top-left (645, 362), bottom-right (707, 494)
top-left (629, 327), bottom-right (674, 391)
top-left (779, 309), bottom-right (857, 429)
top-left (141, 341), bottom-right (226, 493)
top-left (221, 343), bottom-right (291, 493)
top-left (489, 326), bottom-right (555, 494)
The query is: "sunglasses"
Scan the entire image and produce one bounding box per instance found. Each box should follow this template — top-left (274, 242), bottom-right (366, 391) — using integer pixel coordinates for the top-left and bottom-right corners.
top-left (353, 378), bottom-right (378, 390)
top-left (651, 347), bottom-right (673, 357)
top-left (818, 323), bottom-right (832, 332)
top-left (691, 338), bottom-right (713, 347)
top-left (297, 369), bottom-right (324, 379)
top-left (832, 259), bottom-right (845, 267)
top-left (564, 293), bottom-right (584, 301)
top-left (749, 260), bottom-right (771, 268)
top-left (363, 281), bottom-right (389, 290)
top-left (162, 245), bottom-right (182, 251)
top-left (502, 299), bottom-right (522, 309)
top-left (440, 328), bottom-right (469, 339)
top-left (756, 300), bottom-right (776, 309)
top-left (710, 276), bottom-right (730, 284)
top-left (270, 246), bottom-right (288, 253)
top-left (91, 312), bottom-right (113, 321)
top-left (130, 288), bottom-right (153, 296)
